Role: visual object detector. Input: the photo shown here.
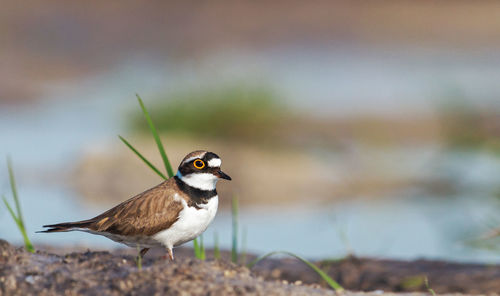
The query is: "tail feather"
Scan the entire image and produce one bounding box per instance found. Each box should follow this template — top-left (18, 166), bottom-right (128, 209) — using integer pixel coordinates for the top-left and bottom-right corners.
top-left (38, 220), bottom-right (94, 233)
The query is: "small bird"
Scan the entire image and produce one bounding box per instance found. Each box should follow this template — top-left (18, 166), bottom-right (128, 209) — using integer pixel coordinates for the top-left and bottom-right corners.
top-left (39, 150), bottom-right (231, 260)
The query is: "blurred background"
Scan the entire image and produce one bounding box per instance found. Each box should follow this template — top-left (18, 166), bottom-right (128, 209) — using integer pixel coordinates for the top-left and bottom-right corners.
top-left (1, 0), bottom-right (500, 262)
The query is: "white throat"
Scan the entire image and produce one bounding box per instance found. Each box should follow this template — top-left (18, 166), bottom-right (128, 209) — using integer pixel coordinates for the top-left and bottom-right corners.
top-left (176, 171), bottom-right (218, 191)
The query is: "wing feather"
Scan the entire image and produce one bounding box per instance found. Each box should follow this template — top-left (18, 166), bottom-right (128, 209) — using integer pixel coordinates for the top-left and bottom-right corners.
top-left (88, 178), bottom-right (184, 236)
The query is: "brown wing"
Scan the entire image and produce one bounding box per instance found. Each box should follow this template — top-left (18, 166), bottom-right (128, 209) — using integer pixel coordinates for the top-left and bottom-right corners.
top-left (86, 178), bottom-right (184, 236)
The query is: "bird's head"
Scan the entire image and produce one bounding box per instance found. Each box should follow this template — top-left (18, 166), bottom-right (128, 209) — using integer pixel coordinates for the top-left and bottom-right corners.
top-left (175, 150), bottom-right (231, 191)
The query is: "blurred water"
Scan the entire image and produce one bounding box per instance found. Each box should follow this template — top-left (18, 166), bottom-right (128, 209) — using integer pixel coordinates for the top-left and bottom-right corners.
top-left (1, 187), bottom-right (499, 263)
top-left (212, 194), bottom-right (500, 262)
top-left (187, 47), bottom-right (500, 117)
top-left (1, 48), bottom-right (500, 262)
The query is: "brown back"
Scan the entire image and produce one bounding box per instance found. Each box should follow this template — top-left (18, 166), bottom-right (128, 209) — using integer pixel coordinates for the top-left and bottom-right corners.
top-left (87, 178), bottom-right (185, 236)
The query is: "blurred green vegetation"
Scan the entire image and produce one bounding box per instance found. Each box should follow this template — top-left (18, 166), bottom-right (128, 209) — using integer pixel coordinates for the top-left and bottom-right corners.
top-left (438, 98), bottom-right (500, 155)
top-left (131, 85), bottom-right (286, 139)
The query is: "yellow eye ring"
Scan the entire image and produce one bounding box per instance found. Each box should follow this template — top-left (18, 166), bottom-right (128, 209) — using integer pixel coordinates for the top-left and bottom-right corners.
top-left (193, 159), bottom-right (205, 169)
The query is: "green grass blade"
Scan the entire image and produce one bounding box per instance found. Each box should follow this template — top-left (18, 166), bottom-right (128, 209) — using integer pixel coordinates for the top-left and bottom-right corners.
top-left (3, 161), bottom-right (35, 253)
top-left (136, 94), bottom-right (174, 178)
top-left (199, 234), bottom-right (206, 260)
top-left (7, 157), bottom-right (23, 222)
top-left (19, 224), bottom-right (35, 253)
top-left (119, 135), bottom-right (167, 180)
top-left (247, 251), bottom-right (281, 269)
top-left (247, 251), bottom-right (344, 292)
top-left (241, 226), bottom-right (247, 265)
top-left (231, 196), bottom-right (239, 263)
top-left (425, 277), bottom-right (436, 296)
top-left (213, 232), bottom-right (221, 260)
top-left (3, 197), bottom-right (21, 226)
top-left (193, 238), bottom-right (201, 259)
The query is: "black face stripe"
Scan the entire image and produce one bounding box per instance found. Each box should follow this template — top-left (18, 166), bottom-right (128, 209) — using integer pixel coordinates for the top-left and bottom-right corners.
top-left (179, 160), bottom-right (202, 175)
top-left (174, 176), bottom-right (217, 207)
top-left (178, 152), bottom-right (221, 176)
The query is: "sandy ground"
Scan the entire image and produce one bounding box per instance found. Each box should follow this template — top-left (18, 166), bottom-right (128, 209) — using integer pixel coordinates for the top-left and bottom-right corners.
top-left (1, 241), bottom-right (498, 295)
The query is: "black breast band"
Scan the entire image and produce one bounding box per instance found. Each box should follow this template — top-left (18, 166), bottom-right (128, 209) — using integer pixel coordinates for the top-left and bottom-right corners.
top-left (174, 176), bottom-right (217, 205)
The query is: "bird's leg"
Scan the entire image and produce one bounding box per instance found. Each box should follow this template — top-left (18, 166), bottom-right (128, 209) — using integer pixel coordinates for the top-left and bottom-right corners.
top-left (167, 248), bottom-right (174, 261)
top-left (140, 248), bottom-right (150, 257)
top-left (136, 247), bottom-right (149, 265)
top-left (160, 247), bottom-right (174, 260)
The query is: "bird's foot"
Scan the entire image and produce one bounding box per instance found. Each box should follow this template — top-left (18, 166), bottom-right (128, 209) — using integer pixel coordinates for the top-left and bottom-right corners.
top-left (164, 248), bottom-right (174, 261)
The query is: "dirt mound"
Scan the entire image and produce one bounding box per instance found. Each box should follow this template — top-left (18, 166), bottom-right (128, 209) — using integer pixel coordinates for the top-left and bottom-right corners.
top-left (0, 240), bottom-right (334, 296)
top-left (1, 241), bottom-right (497, 295)
top-left (253, 255), bottom-right (500, 295)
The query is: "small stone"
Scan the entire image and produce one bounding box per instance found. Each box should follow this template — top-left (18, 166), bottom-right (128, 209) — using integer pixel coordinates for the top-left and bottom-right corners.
top-left (223, 270), bottom-right (235, 277)
top-left (5, 275), bottom-right (17, 290)
top-left (25, 275), bottom-right (35, 284)
top-left (118, 281), bottom-right (127, 290)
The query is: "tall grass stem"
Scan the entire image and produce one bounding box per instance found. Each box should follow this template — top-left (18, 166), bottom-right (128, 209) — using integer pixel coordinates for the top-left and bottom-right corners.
top-left (199, 234), bottom-right (206, 260)
top-left (425, 277), bottom-right (436, 296)
top-left (213, 232), bottom-right (221, 259)
top-left (3, 157), bottom-right (34, 253)
top-left (136, 94), bottom-right (174, 178)
top-left (193, 238), bottom-right (201, 258)
top-left (247, 251), bottom-right (344, 292)
top-left (119, 136), bottom-right (167, 180)
top-left (241, 226), bottom-right (247, 265)
top-left (231, 196), bottom-right (239, 263)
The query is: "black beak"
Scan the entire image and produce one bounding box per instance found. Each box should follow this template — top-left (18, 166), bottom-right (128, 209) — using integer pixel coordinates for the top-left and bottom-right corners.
top-left (217, 170), bottom-right (232, 180)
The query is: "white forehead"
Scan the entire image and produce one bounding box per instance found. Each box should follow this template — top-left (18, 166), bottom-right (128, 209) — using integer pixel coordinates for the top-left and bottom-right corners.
top-left (181, 152), bottom-right (207, 165)
top-left (208, 158), bottom-right (221, 168)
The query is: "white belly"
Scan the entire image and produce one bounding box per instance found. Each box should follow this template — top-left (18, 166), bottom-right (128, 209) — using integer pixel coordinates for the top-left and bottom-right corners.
top-left (153, 195), bottom-right (219, 248)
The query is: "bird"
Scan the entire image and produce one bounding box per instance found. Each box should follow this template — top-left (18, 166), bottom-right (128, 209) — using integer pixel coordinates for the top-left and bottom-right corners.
top-left (39, 150), bottom-right (231, 260)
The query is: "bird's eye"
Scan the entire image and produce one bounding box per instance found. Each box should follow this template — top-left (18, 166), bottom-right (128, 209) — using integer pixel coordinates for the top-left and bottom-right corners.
top-left (193, 159), bottom-right (205, 169)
